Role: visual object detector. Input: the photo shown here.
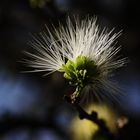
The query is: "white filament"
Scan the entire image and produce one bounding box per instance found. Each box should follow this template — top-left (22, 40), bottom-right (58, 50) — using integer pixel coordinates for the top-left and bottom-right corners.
top-left (23, 17), bottom-right (127, 102)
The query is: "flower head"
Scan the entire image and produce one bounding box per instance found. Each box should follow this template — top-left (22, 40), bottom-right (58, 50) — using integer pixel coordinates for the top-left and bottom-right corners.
top-left (23, 17), bottom-right (127, 103)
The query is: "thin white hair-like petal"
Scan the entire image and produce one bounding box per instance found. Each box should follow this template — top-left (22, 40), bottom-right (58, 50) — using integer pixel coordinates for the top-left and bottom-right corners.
top-left (23, 17), bottom-right (126, 75)
top-left (22, 17), bottom-right (127, 102)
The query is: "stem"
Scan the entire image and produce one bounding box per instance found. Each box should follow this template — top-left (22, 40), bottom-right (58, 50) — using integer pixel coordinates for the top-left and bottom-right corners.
top-left (64, 95), bottom-right (114, 139)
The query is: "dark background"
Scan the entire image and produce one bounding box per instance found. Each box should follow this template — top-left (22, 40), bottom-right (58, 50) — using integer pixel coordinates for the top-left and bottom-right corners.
top-left (0, 0), bottom-right (140, 139)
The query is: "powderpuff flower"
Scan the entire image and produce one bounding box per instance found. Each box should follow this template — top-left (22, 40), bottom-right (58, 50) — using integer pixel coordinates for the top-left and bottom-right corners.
top-left (23, 17), bottom-right (127, 103)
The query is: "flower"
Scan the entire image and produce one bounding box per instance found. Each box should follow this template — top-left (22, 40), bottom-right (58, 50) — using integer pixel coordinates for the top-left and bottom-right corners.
top-left (23, 17), bottom-right (127, 103)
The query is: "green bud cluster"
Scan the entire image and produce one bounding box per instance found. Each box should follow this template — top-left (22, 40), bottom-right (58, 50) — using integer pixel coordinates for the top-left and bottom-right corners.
top-left (59, 56), bottom-right (100, 99)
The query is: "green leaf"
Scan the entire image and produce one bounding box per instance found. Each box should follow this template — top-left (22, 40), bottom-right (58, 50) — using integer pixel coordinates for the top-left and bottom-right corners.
top-left (75, 56), bottom-right (87, 70)
top-left (63, 73), bottom-right (72, 80)
top-left (65, 60), bottom-right (75, 71)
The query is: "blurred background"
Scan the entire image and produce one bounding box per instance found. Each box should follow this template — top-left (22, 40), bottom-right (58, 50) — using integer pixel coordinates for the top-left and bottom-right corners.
top-left (0, 0), bottom-right (140, 139)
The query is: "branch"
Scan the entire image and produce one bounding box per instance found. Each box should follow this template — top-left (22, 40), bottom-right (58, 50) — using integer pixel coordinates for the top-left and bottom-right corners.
top-left (64, 95), bottom-right (114, 139)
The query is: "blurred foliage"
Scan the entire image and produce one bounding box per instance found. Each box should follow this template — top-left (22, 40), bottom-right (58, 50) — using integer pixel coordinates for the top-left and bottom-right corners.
top-left (29, 0), bottom-right (50, 8)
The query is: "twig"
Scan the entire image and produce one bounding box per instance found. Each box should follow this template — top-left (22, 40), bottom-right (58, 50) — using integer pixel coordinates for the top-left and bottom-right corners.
top-left (64, 95), bottom-right (115, 140)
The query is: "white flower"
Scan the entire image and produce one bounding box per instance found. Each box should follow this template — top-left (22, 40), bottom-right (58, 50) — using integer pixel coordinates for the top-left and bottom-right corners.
top-left (23, 17), bottom-right (127, 103)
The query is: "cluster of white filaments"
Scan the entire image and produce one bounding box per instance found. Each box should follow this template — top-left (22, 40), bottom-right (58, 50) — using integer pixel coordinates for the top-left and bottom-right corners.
top-left (23, 17), bottom-right (127, 102)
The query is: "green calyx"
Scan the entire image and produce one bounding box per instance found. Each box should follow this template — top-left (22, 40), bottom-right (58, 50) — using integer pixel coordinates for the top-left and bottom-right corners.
top-left (59, 56), bottom-right (100, 100)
